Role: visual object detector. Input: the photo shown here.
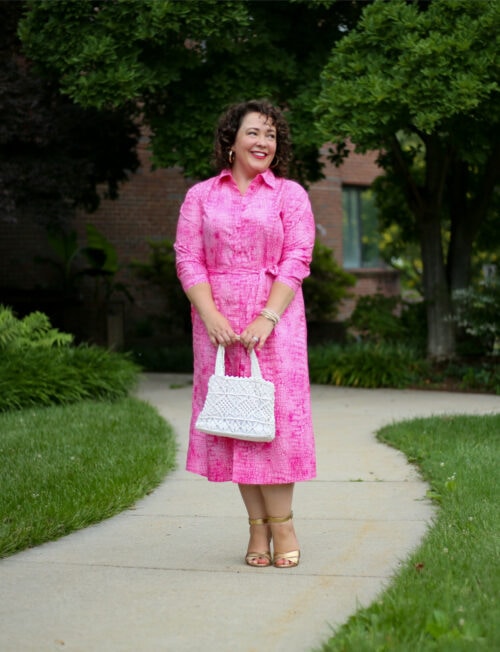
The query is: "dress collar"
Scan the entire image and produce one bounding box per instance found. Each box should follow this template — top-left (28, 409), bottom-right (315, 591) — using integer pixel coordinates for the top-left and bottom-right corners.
top-left (219, 168), bottom-right (277, 189)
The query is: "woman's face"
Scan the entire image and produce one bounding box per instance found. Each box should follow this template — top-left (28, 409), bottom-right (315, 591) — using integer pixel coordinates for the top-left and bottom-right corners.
top-left (231, 112), bottom-right (277, 179)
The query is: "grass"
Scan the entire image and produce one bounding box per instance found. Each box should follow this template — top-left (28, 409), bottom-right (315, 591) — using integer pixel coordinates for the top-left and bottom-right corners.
top-left (317, 413), bottom-right (500, 652)
top-left (0, 397), bottom-right (177, 558)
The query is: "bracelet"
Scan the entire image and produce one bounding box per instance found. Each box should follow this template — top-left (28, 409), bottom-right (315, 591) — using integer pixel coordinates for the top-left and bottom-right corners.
top-left (260, 308), bottom-right (280, 326)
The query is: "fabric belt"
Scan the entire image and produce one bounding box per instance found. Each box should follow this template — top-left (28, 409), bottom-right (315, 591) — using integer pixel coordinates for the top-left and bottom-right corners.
top-left (207, 265), bottom-right (279, 304)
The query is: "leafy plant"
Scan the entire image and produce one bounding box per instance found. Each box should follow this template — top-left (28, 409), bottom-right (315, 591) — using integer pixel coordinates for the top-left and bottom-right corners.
top-left (130, 239), bottom-right (191, 337)
top-left (0, 307), bottom-right (140, 412)
top-left (18, 1), bottom-right (364, 184)
top-left (459, 363), bottom-right (500, 394)
top-left (347, 293), bottom-right (427, 352)
top-left (0, 305), bottom-right (73, 351)
top-left (35, 224), bottom-right (134, 307)
top-left (34, 228), bottom-right (83, 297)
top-left (347, 293), bottom-right (403, 342)
top-left (303, 241), bottom-right (356, 322)
top-left (83, 223), bottom-right (134, 304)
top-left (452, 282), bottom-right (500, 355)
top-left (1, 0), bottom-right (140, 228)
top-left (308, 342), bottom-right (424, 389)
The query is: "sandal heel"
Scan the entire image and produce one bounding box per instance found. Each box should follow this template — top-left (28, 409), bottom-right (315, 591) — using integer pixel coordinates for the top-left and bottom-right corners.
top-left (268, 512), bottom-right (300, 568)
top-left (245, 517), bottom-right (272, 567)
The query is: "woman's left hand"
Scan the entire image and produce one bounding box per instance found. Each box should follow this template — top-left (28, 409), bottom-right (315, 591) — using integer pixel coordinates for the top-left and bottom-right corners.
top-left (240, 316), bottom-right (275, 352)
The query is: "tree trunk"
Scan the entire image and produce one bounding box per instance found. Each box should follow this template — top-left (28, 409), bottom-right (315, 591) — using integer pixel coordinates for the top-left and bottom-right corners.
top-left (419, 135), bottom-right (455, 359)
top-left (391, 133), bottom-right (458, 358)
top-left (419, 210), bottom-right (456, 360)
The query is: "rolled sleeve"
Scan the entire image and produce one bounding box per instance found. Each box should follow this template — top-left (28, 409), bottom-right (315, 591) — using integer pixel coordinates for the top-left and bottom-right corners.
top-left (276, 183), bottom-right (315, 292)
top-left (174, 185), bottom-right (209, 291)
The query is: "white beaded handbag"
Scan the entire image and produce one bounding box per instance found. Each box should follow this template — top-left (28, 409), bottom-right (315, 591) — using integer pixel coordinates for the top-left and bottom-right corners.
top-left (195, 345), bottom-right (275, 442)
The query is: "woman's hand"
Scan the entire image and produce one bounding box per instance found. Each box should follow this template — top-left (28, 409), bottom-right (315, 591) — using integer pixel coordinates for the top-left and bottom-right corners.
top-left (202, 310), bottom-right (239, 347)
top-left (185, 283), bottom-right (239, 348)
top-left (240, 316), bottom-right (275, 352)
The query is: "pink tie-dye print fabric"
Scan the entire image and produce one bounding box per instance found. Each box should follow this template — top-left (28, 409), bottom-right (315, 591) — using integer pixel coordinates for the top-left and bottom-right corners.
top-left (175, 169), bottom-right (316, 483)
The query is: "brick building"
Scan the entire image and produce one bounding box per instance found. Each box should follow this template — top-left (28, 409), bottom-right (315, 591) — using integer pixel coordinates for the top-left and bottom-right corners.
top-left (310, 144), bottom-right (399, 318)
top-left (0, 135), bottom-right (398, 345)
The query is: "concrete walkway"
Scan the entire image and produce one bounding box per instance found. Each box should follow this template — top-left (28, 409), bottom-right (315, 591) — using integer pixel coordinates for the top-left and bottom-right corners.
top-left (1, 376), bottom-right (499, 652)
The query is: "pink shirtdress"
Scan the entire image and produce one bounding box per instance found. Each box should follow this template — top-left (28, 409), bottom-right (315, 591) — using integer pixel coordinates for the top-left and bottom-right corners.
top-left (174, 168), bottom-right (316, 484)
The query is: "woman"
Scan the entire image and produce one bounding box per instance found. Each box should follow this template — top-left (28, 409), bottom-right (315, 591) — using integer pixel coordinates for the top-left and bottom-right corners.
top-left (174, 100), bottom-right (316, 568)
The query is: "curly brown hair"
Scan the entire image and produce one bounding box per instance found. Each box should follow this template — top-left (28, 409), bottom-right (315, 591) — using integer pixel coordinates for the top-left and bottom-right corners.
top-left (213, 100), bottom-right (291, 177)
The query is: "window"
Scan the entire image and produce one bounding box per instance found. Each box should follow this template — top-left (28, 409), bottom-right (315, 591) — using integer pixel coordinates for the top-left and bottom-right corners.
top-left (342, 186), bottom-right (381, 269)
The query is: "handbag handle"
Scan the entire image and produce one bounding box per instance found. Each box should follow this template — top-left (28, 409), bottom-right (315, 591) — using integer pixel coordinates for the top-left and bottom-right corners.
top-left (215, 345), bottom-right (263, 380)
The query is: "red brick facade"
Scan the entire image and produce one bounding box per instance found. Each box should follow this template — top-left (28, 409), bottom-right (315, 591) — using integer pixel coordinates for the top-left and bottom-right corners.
top-left (0, 136), bottom-right (399, 341)
top-left (309, 144), bottom-right (399, 318)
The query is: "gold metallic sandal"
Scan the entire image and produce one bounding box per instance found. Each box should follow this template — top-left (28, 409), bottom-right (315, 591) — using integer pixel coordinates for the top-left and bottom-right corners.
top-left (245, 517), bottom-right (272, 567)
top-left (268, 512), bottom-right (300, 568)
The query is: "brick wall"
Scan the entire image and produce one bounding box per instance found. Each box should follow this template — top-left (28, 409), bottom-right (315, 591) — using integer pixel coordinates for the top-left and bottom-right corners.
top-left (73, 135), bottom-right (192, 326)
top-left (310, 144), bottom-right (399, 319)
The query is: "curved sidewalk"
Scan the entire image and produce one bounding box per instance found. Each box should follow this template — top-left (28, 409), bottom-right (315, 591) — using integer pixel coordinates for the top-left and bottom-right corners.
top-left (1, 376), bottom-right (498, 652)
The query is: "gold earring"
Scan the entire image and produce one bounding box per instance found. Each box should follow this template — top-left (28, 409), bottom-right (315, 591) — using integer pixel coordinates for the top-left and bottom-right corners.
top-left (228, 150), bottom-right (235, 164)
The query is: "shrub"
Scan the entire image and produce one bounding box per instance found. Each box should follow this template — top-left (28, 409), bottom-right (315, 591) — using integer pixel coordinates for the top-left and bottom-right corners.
top-left (1, 345), bottom-right (140, 412)
top-left (347, 294), bottom-right (403, 342)
top-left (399, 299), bottom-right (427, 352)
top-left (452, 283), bottom-right (500, 355)
top-left (459, 362), bottom-right (500, 394)
top-left (347, 293), bottom-right (427, 352)
top-left (308, 342), bottom-right (425, 389)
top-left (0, 307), bottom-right (140, 412)
top-left (130, 239), bottom-right (191, 339)
top-left (36, 224), bottom-right (134, 305)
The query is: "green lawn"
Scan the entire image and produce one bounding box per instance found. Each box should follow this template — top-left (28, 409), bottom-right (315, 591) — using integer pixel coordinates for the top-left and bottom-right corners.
top-left (0, 397), bottom-right (177, 558)
top-left (318, 413), bottom-right (500, 652)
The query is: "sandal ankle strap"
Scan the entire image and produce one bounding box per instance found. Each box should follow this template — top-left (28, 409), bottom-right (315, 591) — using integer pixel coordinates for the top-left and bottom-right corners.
top-left (248, 517), bottom-right (268, 526)
top-left (267, 511), bottom-right (293, 524)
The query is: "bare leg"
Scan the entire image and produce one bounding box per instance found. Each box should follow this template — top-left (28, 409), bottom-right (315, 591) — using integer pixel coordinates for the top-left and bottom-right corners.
top-left (238, 484), bottom-right (271, 566)
top-left (260, 483), bottom-right (299, 567)
top-left (239, 484), bottom-right (267, 520)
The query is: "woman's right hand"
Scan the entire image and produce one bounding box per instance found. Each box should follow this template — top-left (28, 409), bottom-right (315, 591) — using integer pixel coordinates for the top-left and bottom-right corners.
top-left (185, 283), bottom-right (239, 348)
top-left (202, 310), bottom-right (239, 347)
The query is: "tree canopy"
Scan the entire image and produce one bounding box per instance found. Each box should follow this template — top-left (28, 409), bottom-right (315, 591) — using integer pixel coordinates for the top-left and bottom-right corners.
top-left (315, 0), bottom-right (500, 358)
top-left (18, 0), bottom-right (364, 182)
top-left (0, 0), bottom-right (140, 227)
top-left (14, 0), bottom-right (500, 359)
